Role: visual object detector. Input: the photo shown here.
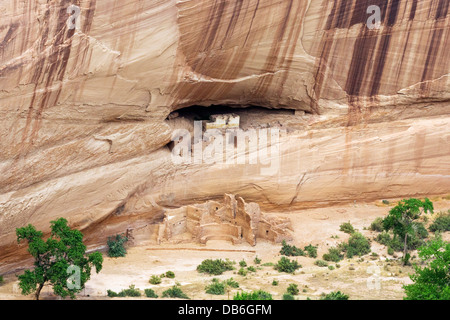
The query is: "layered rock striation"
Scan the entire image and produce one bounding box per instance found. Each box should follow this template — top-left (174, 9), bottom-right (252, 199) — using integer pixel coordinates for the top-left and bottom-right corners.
top-left (0, 0), bottom-right (449, 271)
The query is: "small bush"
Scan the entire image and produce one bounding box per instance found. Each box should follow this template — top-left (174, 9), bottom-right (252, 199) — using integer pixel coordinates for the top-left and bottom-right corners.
top-left (225, 278), bottom-right (239, 288)
top-left (339, 221), bottom-right (355, 234)
top-left (274, 257), bottom-right (301, 273)
top-left (108, 285), bottom-right (142, 298)
top-left (205, 278), bottom-right (226, 295)
top-left (0, 275), bottom-right (3, 285)
top-left (382, 200), bottom-right (390, 205)
top-left (197, 259), bottom-right (234, 275)
top-left (261, 262), bottom-right (275, 267)
top-left (165, 271), bottom-right (175, 278)
top-left (387, 246), bottom-right (394, 255)
top-left (149, 275), bottom-right (162, 285)
top-left (280, 240), bottom-right (305, 256)
top-left (233, 290), bottom-right (273, 300)
top-left (314, 260), bottom-right (328, 267)
top-left (107, 234), bottom-right (128, 258)
top-left (238, 268), bottom-right (247, 276)
top-left (107, 289), bottom-right (119, 297)
top-left (286, 283), bottom-right (299, 295)
top-left (162, 286), bottom-right (189, 299)
top-left (272, 279), bottom-right (279, 286)
top-left (144, 288), bottom-right (158, 298)
top-left (304, 244), bottom-right (318, 258)
top-left (369, 217), bottom-right (384, 232)
top-left (247, 266), bottom-right (256, 272)
top-left (320, 291), bottom-right (349, 300)
top-left (120, 285), bottom-right (141, 297)
top-left (254, 257), bottom-right (261, 264)
top-left (343, 232), bottom-right (371, 258)
top-left (429, 212), bottom-right (450, 232)
top-left (328, 265), bottom-right (335, 270)
top-left (323, 247), bottom-right (344, 263)
top-left (239, 260), bottom-right (247, 267)
top-left (283, 293), bottom-right (295, 300)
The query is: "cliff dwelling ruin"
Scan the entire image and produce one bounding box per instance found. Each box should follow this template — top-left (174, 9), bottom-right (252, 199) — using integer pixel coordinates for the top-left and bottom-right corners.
top-left (156, 194), bottom-right (293, 246)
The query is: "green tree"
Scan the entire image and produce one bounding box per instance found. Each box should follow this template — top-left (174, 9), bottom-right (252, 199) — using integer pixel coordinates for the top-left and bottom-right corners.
top-left (16, 218), bottom-right (103, 300)
top-left (107, 234), bottom-right (128, 257)
top-left (383, 198), bottom-right (433, 265)
top-left (403, 237), bottom-right (450, 300)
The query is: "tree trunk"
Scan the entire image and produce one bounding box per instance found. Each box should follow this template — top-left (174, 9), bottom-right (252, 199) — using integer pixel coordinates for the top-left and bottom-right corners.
top-left (403, 233), bottom-right (408, 266)
top-left (35, 283), bottom-right (44, 300)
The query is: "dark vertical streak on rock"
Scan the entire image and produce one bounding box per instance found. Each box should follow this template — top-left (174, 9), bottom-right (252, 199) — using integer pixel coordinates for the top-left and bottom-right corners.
top-left (409, 0), bottom-right (418, 20)
top-left (420, 27), bottom-right (444, 85)
top-left (387, 0), bottom-right (400, 26)
top-left (435, 0), bottom-right (449, 19)
top-left (370, 33), bottom-right (391, 96)
top-left (345, 29), bottom-right (377, 97)
top-left (20, 0), bottom-right (75, 154)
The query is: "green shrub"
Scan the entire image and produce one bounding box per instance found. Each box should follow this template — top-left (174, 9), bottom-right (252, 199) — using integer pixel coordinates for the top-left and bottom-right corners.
top-left (429, 212), bottom-right (450, 232)
top-left (343, 232), bottom-right (371, 258)
top-left (320, 291), bottom-right (349, 300)
top-left (197, 259), bottom-right (234, 275)
top-left (369, 217), bottom-right (384, 232)
top-left (233, 290), bottom-right (273, 300)
top-left (328, 265), bottom-right (335, 270)
top-left (149, 275), bottom-right (162, 285)
top-left (280, 240), bottom-right (305, 256)
top-left (225, 278), bottom-right (239, 288)
top-left (162, 286), bottom-right (189, 299)
top-left (382, 200), bottom-right (390, 205)
top-left (323, 247), bottom-right (344, 263)
top-left (254, 257), bottom-right (261, 264)
top-left (0, 275), bottom-right (3, 285)
top-left (274, 257), bottom-right (301, 273)
top-left (286, 283), bottom-right (299, 295)
top-left (108, 285), bottom-right (142, 298)
top-left (107, 234), bottom-right (128, 258)
top-left (283, 293), bottom-right (295, 300)
top-left (107, 289), bottom-right (119, 297)
top-left (387, 246), bottom-right (394, 255)
top-left (261, 262), bottom-right (274, 267)
top-left (239, 260), bottom-right (247, 267)
top-left (272, 279), bottom-right (279, 286)
top-left (304, 244), bottom-right (318, 258)
top-left (205, 278), bottom-right (226, 295)
top-left (120, 284), bottom-right (141, 297)
top-left (238, 268), bottom-right (247, 276)
top-left (314, 260), bottom-right (328, 267)
top-left (247, 266), bottom-right (256, 272)
top-left (339, 221), bottom-right (355, 234)
top-left (144, 288), bottom-right (158, 298)
top-left (165, 271), bottom-right (175, 278)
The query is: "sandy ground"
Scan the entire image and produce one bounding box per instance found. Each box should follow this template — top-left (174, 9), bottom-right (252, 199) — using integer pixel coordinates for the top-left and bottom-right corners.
top-left (1, 198), bottom-right (449, 300)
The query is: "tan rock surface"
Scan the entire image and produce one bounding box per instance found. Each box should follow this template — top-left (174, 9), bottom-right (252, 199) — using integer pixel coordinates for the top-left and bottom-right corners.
top-left (0, 0), bottom-right (449, 272)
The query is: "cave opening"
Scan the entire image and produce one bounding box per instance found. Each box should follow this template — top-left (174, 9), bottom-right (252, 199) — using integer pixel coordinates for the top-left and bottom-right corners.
top-left (166, 104), bottom-right (306, 131)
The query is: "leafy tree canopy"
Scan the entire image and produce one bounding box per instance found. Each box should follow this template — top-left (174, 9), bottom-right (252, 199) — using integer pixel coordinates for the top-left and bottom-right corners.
top-left (16, 218), bottom-right (103, 300)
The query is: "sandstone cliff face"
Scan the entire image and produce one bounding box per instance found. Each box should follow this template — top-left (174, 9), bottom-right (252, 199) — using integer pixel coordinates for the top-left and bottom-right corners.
top-left (0, 0), bottom-right (449, 271)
